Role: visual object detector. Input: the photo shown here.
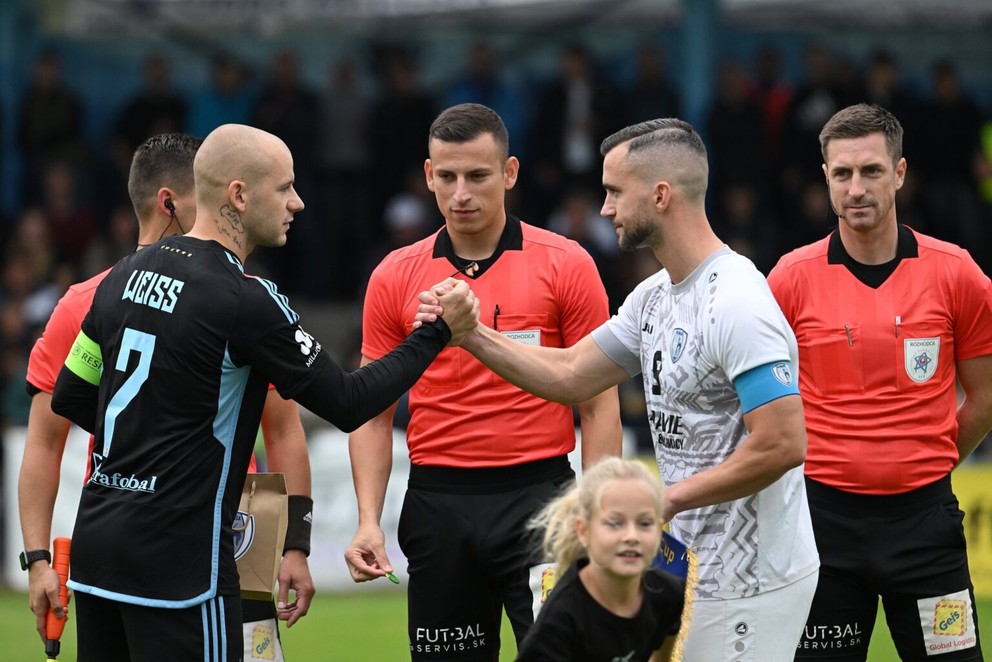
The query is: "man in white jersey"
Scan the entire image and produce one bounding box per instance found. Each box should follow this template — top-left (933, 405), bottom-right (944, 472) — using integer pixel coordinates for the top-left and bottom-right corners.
top-left (418, 118), bottom-right (819, 661)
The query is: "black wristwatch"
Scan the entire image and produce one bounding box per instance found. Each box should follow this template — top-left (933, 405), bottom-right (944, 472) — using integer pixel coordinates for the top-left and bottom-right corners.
top-left (19, 549), bottom-right (51, 571)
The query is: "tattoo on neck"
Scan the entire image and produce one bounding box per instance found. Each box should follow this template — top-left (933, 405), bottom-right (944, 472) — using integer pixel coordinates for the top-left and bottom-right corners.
top-left (216, 204), bottom-right (245, 248)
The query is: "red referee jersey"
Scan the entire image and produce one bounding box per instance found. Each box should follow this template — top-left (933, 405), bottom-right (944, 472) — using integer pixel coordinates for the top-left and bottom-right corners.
top-left (768, 228), bottom-right (992, 494)
top-left (361, 218), bottom-right (610, 467)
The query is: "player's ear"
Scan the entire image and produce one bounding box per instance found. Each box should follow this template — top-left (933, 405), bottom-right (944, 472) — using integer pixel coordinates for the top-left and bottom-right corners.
top-left (895, 157), bottom-right (907, 190)
top-left (654, 181), bottom-right (672, 213)
top-left (228, 179), bottom-right (248, 212)
top-left (504, 156), bottom-right (519, 190)
top-left (424, 159), bottom-right (436, 192)
top-left (156, 188), bottom-right (177, 217)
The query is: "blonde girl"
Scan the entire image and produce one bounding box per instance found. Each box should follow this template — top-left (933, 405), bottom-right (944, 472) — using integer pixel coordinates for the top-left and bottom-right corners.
top-left (516, 457), bottom-right (684, 662)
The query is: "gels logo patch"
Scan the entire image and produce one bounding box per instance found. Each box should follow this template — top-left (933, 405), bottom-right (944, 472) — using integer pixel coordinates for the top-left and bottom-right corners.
top-left (934, 600), bottom-right (967, 637)
top-left (249, 622), bottom-right (276, 660)
top-left (918, 589), bottom-right (977, 654)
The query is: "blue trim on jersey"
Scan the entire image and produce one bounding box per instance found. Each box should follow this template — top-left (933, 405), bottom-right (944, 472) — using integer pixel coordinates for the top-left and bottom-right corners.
top-left (224, 251), bottom-right (245, 272)
top-left (200, 596), bottom-right (227, 661)
top-left (202, 600), bottom-right (212, 661)
top-left (225, 250), bottom-right (299, 324)
top-left (733, 361), bottom-right (800, 414)
top-left (66, 579), bottom-right (214, 608)
top-left (254, 276), bottom-right (299, 324)
top-left (218, 595), bottom-right (228, 661)
top-left (210, 346), bottom-right (249, 605)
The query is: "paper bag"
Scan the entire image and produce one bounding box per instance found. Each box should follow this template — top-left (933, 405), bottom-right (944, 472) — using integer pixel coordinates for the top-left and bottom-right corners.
top-left (233, 473), bottom-right (288, 600)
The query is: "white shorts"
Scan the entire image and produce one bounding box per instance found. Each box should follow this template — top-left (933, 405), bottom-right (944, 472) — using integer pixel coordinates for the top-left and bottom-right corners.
top-left (243, 618), bottom-right (285, 661)
top-left (682, 570), bottom-right (818, 662)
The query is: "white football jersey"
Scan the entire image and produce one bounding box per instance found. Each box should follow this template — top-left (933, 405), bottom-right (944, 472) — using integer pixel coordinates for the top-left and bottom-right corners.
top-left (592, 247), bottom-right (818, 600)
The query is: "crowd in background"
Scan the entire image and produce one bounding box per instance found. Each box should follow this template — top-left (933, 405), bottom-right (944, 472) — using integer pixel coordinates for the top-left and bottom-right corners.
top-left (1, 37), bottom-right (991, 449)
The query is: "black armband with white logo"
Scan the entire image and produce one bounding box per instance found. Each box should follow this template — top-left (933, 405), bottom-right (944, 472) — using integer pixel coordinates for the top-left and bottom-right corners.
top-left (284, 495), bottom-right (313, 556)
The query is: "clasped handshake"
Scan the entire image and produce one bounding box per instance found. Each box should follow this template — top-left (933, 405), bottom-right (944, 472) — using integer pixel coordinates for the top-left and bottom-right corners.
top-left (414, 277), bottom-right (480, 346)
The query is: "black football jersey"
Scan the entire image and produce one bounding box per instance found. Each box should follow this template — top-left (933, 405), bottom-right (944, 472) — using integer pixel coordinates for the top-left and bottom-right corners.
top-left (54, 236), bottom-right (451, 606)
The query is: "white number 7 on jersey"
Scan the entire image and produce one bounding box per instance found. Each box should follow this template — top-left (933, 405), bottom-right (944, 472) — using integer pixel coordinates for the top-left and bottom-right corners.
top-left (103, 328), bottom-right (155, 455)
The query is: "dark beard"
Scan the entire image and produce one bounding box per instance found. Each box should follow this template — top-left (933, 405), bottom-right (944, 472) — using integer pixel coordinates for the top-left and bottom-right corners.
top-left (619, 220), bottom-right (653, 251)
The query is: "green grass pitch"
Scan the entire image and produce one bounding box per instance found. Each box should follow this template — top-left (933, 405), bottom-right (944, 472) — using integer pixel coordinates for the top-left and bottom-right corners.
top-left (0, 590), bottom-right (985, 660)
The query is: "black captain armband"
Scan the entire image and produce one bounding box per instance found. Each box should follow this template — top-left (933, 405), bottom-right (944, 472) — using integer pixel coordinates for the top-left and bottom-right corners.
top-left (284, 495), bottom-right (313, 556)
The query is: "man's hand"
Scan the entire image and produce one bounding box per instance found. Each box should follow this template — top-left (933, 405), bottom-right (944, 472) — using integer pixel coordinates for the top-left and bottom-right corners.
top-left (413, 279), bottom-right (459, 331)
top-left (344, 524), bottom-right (393, 583)
top-left (276, 550), bottom-right (314, 628)
top-left (432, 279), bottom-right (479, 346)
top-left (28, 563), bottom-right (63, 643)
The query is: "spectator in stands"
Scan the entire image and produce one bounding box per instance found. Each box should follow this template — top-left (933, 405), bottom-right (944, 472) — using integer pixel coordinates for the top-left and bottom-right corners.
top-left (443, 40), bottom-right (527, 150)
top-left (38, 161), bottom-right (98, 272)
top-left (863, 51), bottom-right (920, 141)
top-left (80, 203), bottom-right (138, 276)
top-left (527, 42), bottom-right (623, 222)
top-left (16, 50), bottom-right (86, 207)
top-left (780, 42), bottom-right (844, 193)
top-left (319, 56), bottom-right (374, 300)
top-left (747, 44), bottom-right (792, 166)
top-left (706, 59), bottom-right (769, 197)
top-left (915, 59), bottom-right (985, 251)
top-left (546, 187), bottom-right (622, 309)
top-left (712, 183), bottom-right (780, 275)
top-left (187, 52), bottom-right (256, 138)
top-left (367, 50), bottom-right (438, 238)
top-left (622, 40), bottom-right (681, 126)
top-left (252, 50), bottom-right (323, 299)
top-left (111, 53), bottom-right (187, 173)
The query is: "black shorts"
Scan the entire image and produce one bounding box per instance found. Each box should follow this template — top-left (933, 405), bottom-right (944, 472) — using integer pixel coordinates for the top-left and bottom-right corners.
top-left (399, 455), bottom-right (574, 662)
top-left (796, 475), bottom-right (982, 661)
top-left (75, 591), bottom-right (243, 662)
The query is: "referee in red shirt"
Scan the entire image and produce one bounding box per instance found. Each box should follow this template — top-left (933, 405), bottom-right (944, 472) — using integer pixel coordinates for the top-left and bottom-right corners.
top-left (344, 103), bottom-right (623, 660)
top-left (768, 103), bottom-right (992, 661)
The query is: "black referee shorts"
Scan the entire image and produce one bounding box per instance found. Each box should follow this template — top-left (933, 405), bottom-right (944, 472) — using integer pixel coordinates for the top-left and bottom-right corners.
top-left (796, 475), bottom-right (982, 661)
top-left (399, 455), bottom-right (574, 662)
top-left (75, 591), bottom-right (243, 662)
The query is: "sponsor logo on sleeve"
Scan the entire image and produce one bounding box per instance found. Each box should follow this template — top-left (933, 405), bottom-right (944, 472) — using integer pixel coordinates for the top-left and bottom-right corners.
top-left (294, 326), bottom-right (322, 367)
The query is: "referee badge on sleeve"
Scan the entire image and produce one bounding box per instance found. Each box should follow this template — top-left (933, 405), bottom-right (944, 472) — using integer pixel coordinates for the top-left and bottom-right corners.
top-left (904, 337), bottom-right (939, 383)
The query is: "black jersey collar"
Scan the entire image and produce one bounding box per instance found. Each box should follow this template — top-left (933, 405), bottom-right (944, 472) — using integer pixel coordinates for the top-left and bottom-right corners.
top-left (828, 224), bottom-right (918, 288)
top-left (432, 215), bottom-right (523, 279)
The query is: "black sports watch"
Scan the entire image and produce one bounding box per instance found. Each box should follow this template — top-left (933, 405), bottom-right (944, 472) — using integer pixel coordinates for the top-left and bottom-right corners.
top-left (19, 549), bottom-right (51, 571)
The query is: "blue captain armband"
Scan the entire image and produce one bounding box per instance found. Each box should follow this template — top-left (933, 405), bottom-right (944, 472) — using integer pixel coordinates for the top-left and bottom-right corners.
top-left (733, 361), bottom-right (799, 414)
top-left (64, 331), bottom-right (103, 385)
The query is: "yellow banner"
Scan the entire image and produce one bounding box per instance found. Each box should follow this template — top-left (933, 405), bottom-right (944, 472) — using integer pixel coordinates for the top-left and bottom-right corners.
top-left (953, 467), bottom-right (992, 597)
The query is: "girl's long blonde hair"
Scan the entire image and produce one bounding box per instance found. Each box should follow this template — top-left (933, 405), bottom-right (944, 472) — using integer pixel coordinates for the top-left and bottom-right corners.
top-left (529, 457), bottom-right (664, 569)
